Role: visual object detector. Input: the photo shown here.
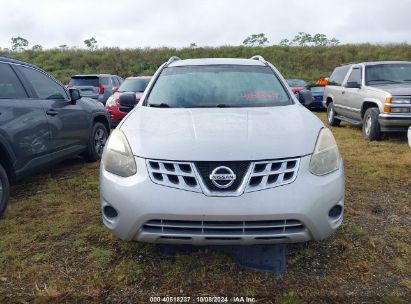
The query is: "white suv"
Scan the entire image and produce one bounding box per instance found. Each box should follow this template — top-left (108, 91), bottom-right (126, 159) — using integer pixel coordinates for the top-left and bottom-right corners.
top-left (100, 56), bottom-right (345, 245)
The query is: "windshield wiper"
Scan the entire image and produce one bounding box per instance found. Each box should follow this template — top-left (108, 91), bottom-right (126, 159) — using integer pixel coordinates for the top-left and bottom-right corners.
top-left (149, 103), bottom-right (170, 108)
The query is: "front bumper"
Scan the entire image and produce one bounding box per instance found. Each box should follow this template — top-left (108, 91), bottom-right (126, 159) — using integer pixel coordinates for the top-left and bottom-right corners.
top-left (100, 155), bottom-right (344, 245)
top-left (379, 113), bottom-right (411, 131)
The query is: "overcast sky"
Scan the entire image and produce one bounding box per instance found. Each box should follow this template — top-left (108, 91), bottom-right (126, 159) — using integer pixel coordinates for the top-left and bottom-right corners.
top-left (0, 0), bottom-right (410, 49)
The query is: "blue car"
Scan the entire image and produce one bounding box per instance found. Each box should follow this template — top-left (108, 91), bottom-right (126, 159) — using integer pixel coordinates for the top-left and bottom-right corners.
top-left (298, 85), bottom-right (325, 109)
top-left (308, 86), bottom-right (325, 109)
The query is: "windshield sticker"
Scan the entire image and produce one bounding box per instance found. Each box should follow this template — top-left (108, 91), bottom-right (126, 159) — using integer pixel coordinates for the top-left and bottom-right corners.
top-left (242, 92), bottom-right (280, 101)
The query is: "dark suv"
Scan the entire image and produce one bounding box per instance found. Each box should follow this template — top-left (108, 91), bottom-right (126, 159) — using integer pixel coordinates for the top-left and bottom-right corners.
top-left (68, 74), bottom-right (123, 104)
top-left (0, 56), bottom-right (110, 215)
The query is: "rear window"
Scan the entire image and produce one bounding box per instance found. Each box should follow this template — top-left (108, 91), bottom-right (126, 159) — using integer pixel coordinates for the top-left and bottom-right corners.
top-left (69, 76), bottom-right (99, 86)
top-left (329, 66), bottom-right (350, 86)
top-left (119, 78), bottom-right (151, 93)
top-left (147, 65), bottom-right (291, 108)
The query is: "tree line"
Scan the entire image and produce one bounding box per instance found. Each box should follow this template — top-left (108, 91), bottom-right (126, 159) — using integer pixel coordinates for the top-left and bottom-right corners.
top-left (1, 43), bottom-right (410, 85)
top-left (4, 32), bottom-right (338, 52)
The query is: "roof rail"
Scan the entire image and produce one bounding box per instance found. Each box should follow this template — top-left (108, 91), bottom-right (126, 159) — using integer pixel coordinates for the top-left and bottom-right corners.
top-left (166, 56), bottom-right (181, 66)
top-left (250, 55), bottom-right (267, 64)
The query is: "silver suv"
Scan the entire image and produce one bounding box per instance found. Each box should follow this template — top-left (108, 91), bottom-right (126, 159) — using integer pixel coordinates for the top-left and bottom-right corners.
top-left (324, 61), bottom-right (411, 140)
top-left (99, 56), bottom-right (345, 245)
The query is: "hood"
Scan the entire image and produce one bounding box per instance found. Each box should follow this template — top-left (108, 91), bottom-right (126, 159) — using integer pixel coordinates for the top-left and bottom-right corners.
top-left (369, 83), bottom-right (411, 95)
top-left (120, 105), bottom-right (323, 161)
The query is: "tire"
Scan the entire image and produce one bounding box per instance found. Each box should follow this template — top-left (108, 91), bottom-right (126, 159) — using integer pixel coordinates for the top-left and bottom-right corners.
top-left (327, 102), bottom-right (341, 127)
top-left (362, 108), bottom-right (382, 141)
top-left (0, 163), bottom-right (10, 217)
top-left (84, 122), bottom-right (109, 162)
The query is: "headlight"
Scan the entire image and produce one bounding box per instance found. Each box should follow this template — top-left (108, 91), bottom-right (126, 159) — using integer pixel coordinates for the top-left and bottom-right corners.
top-left (106, 96), bottom-right (116, 107)
top-left (309, 128), bottom-right (341, 176)
top-left (102, 129), bottom-right (137, 177)
top-left (391, 97), bottom-right (411, 104)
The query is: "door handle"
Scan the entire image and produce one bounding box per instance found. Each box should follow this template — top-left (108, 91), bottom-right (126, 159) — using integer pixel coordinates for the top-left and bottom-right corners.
top-left (342, 91), bottom-right (345, 95)
top-left (46, 109), bottom-right (58, 116)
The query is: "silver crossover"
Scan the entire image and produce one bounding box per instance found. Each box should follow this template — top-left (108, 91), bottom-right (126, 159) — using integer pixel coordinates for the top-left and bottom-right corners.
top-left (100, 56), bottom-right (345, 245)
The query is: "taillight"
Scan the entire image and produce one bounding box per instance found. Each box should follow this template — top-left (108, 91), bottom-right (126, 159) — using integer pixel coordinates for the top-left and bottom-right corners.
top-left (97, 85), bottom-right (105, 95)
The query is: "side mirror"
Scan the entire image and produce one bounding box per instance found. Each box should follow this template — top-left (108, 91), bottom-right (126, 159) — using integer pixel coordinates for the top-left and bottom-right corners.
top-left (112, 86), bottom-right (119, 93)
top-left (298, 89), bottom-right (313, 106)
top-left (118, 93), bottom-right (136, 107)
top-left (69, 88), bottom-right (81, 102)
top-left (346, 81), bottom-right (361, 89)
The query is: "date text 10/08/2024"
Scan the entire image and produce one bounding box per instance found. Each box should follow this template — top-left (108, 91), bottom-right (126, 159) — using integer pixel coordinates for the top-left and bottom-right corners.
top-left (149, 296), bottom-right (257, 303)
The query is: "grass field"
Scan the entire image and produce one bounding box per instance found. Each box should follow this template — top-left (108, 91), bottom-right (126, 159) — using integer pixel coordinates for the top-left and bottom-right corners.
top-left (0, 112), bottom-right (410, 304)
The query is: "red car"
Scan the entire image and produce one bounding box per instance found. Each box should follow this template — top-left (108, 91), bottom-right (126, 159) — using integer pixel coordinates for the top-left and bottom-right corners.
top-left (105, 76), bottom-right (151, 126)
top-left (286, 79), bottom-right (308, 94)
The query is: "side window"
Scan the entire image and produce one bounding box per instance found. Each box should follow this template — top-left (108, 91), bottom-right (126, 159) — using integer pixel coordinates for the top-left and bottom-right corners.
top-left (329, 66), bottom-right (351, 86)
top-left (0, 63), bottom-right (28, 98)
top-left (112, 77), bottom-right (119, 87)
top-left (18, 66), bottom-right (67, 100)
top-left (347, 67), bottom-right (362, 84)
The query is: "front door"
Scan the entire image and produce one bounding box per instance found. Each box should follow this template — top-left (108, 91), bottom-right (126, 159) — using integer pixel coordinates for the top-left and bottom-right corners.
top-left (342, 66), bottom-right (363, 120)
top-left (16, 65), bottom-right (89, 159)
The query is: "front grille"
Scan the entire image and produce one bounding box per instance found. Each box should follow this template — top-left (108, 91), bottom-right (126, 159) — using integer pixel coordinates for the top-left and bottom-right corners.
top-left (245, 158), bottom-right (300, 193)
top-left (195, 161), bottom-right (250, 192)
top-left (146, 157), bottom-right (300, 195)
top-left (146, 160), bottom-right (201, 193)
top-left (142, 219), bottom-right (305, 236)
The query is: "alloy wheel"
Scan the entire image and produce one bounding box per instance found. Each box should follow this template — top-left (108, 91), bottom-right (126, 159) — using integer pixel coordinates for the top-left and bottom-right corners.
top-left (94, 128), bottom-right (107, 157)
top-left (328, 106), bottom-right (333, 122)
top-left (365, 115), bottom-right (372, 135)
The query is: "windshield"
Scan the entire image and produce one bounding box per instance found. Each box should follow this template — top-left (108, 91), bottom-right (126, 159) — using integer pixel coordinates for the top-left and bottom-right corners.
top-left (286, 79), bottom-right (307, 87)
top-left (119, 78), bottom-right (150, 92)
top-left (146, 65), bottom-right (291, 108)
top-left (365, 64), bottom-right (411, 85)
